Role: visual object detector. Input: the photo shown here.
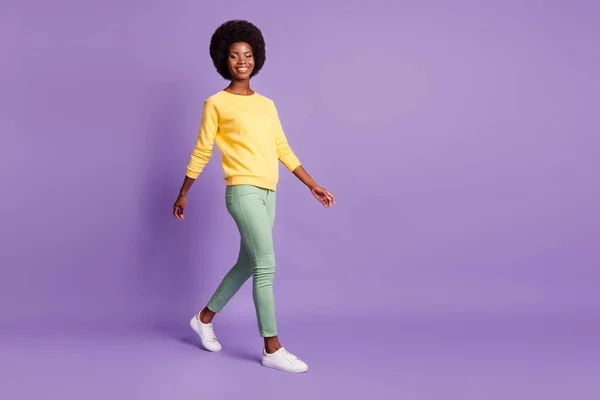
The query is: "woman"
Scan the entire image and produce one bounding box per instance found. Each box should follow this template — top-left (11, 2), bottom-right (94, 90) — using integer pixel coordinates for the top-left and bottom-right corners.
top-left (172, 19), bottom-right (335, 373)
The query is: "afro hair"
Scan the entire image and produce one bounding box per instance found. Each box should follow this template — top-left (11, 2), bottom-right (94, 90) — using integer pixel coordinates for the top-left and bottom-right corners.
top-left (209, 19), bottom-right (266, 80)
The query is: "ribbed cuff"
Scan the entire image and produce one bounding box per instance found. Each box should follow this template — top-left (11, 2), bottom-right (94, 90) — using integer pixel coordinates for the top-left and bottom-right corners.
top-left (185, 169), bottom-right (200, 179)
top-left (282, 158), bottom-right (301, 173)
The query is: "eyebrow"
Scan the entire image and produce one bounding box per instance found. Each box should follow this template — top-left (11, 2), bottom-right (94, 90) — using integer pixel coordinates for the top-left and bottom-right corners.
top-left (229, 50), bottom-right (253, 54)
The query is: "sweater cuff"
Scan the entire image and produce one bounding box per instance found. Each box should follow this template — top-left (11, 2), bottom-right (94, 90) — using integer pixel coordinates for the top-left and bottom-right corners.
top-left (281, 156), bottom-right (301, 172)
top-left (185, 168), bottom-right (200, 179)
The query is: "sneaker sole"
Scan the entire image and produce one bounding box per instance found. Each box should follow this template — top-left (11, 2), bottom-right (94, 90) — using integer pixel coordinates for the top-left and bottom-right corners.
top-left (189, 316), bottom-right (222, 352)
top-left (261, 359), bottom-right (308, 373)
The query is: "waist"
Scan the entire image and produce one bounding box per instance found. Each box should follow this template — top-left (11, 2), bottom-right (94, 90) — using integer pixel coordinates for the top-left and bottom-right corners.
top-left (226, 175), bottom-right (277, 191)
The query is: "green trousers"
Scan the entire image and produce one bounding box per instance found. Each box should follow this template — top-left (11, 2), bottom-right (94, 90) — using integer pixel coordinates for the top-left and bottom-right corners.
top-left (207, 185), bottom-right (278, 337)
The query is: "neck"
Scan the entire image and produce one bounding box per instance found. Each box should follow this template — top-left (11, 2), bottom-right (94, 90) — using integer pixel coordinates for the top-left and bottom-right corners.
top-left (226, 79), bottom-right (253, 95)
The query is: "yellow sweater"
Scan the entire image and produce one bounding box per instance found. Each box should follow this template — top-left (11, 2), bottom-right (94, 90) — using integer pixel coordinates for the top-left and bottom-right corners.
top-left (185, 90), bottom-right (301, 191)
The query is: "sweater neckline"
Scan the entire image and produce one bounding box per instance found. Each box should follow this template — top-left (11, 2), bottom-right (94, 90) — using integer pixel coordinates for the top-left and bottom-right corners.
top-left (221, 90), bottom-right (257, 97)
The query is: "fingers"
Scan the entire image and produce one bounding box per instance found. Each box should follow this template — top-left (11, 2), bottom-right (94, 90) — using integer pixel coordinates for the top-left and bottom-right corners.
top-left (312, 186), bottom-right (336, 208)
top-left (325, 191), bottom-right (336, 205)
top-left (320, 190), bottom-right (335, 208)
top-left (173, 205), bottom-right (184, 220)
top-left (314, 192), bottom-right (327, 208)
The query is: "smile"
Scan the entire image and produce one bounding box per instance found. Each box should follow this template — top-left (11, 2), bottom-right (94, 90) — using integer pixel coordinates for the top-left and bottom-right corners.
top-left (236, 67), bottom-right (250, 73)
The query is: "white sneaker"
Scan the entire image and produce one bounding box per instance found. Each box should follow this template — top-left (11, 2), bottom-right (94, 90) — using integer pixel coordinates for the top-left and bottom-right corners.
top-left (261, 347), bottom-right (308, 373)
top-left (189, 314), bottom-right (222, 352)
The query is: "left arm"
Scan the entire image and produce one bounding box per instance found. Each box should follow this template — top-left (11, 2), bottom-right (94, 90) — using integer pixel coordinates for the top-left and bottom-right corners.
top-left (292, 165), bottom-right (336, 208)
top-left (272, 102), bottom-right (336, 208)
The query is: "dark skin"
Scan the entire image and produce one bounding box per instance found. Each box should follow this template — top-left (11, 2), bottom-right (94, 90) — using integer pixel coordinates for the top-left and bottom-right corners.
top-left (173, 41), bottom-right (335, 354)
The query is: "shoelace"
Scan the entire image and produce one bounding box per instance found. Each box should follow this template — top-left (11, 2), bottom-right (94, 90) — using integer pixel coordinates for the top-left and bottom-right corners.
top-left (198, 315), bottom-right (218, 342)
top-left (205, 324), bottom-right (218, 342)
top-left (280, 349), bottom-right (299, 363)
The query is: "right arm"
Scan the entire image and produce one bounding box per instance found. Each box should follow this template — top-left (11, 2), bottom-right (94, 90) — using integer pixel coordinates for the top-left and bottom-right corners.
top-left (173, 99), bottom-right (219, 220)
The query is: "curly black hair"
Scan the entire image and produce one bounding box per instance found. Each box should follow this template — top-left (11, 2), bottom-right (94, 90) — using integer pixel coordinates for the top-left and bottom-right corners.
top-left (209, 19), bottom-right (266, 80)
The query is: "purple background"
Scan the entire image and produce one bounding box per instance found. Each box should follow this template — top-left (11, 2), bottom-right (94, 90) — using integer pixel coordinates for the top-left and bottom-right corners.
top-left (1, 0), bottom-right (599, 399)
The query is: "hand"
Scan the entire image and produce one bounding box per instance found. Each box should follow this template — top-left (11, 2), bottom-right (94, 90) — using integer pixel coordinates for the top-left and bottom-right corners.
top-left (173, 194), bottom-right (187, 220)
top-left (310, 185), bottom-right (336, 208)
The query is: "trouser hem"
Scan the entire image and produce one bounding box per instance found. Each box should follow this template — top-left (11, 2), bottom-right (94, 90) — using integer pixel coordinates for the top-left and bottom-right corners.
top-left (206, 302), bottom-right (220, 313)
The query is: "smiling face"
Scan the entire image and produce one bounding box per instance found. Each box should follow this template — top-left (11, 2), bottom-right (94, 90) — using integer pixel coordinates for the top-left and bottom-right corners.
top-left (227, 41), bottom-right (254, 81)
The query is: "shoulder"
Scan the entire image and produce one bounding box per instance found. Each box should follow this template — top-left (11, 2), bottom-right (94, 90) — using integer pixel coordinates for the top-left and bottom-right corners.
top-left (254, 92), bottom-right (277, 109)
top-left (201, 91), bottom-right (229, 115)
top-left (204, 90), bottom-right (226, 105)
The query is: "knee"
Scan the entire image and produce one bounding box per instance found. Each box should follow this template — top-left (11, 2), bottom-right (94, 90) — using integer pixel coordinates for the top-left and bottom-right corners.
top-left (234, 257), bottom-right (253, 274)
top-left (253, 254), bottom-right (276, 280)
top-left (236, 264), bottom-right (253, 280)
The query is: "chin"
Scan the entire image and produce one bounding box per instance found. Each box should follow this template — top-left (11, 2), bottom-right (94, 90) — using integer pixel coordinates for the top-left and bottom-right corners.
top-left (233, 73), bottom-right (252, 80)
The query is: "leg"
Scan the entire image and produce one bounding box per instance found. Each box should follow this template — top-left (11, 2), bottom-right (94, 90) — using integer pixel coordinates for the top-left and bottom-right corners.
top-left (225, 185), bottom-right (278, 337)
top-left (189, 192), bottom-right (254, 352)
top-left (260, 189), bottom-right (283, 353)
top-left (201, 240), bottom-right (253, 322)
top-left (196, 185), bottom-right (307, 372)
top-left (255, 188), bottom-right (308, 372)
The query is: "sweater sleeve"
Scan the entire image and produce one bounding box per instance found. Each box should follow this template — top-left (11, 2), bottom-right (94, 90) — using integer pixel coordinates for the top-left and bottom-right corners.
top-left (271, 101), bottom-right (301, 172)
top-left (186, 98), bottom-right (219, 179)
